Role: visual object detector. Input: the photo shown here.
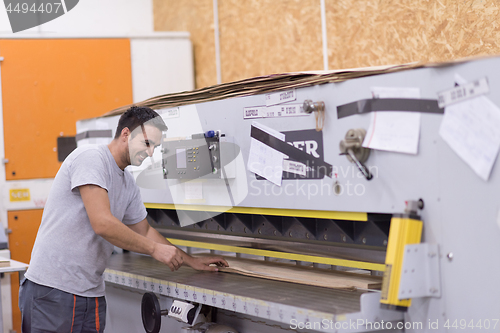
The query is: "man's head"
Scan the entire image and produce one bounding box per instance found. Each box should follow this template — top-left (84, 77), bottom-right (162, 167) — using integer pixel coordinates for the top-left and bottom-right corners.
top-left (114, 106), bottom-right (167, 140)
top-left (114, 106), bottom-right (168, 167)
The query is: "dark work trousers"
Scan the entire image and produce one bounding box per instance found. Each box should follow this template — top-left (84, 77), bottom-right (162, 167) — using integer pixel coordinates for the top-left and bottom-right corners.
top-left (19, 278), bottom-right (106, 333)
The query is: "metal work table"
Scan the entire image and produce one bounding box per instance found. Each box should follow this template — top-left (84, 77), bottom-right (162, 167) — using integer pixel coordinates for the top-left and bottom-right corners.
top-left (0, 260), bottom-right (28, 333)
top-left (105, 253), bottom-right (402, 332)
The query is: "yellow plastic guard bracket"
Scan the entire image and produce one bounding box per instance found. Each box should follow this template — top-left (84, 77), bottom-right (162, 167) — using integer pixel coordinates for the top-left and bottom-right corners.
top-left (380, 215), bottom-right (423, 311)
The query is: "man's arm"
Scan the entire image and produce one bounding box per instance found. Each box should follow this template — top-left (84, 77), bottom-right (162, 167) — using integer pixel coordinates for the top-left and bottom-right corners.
top-left (128, 218), bottom-right (228, 271)
top-left (128, 219), bottom-right (229, 271)
top-left (80, 184), bottom-right (228, 271)
top-left (80, 184), bottom-right (184, 271)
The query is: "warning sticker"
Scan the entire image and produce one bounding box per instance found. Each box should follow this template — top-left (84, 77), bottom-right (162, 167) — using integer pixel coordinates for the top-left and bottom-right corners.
top-left (10, 188), bottom-right (30, 202)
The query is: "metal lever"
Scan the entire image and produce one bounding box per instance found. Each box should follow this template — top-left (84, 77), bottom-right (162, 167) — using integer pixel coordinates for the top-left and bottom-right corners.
top-left (339, 128), bottom-right (373, 181)
top-left (346, 148), bottom-right (372, 180)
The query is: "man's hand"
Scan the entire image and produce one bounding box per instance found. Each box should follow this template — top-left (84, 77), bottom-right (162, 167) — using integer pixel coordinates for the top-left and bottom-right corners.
top-left (128, 220), bottom-right (229, 272)
top-left (151, 243), bottom-right (185, 271)
top-left (186, 256), bottom-right (229, 272)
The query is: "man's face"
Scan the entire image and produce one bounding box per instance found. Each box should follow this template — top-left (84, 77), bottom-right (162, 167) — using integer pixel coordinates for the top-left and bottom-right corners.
top-left (128, 124), bottom-right (162, 166)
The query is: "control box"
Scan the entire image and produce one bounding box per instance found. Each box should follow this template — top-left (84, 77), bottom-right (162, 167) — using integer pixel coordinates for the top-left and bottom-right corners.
top-left (162, 132), bottom-right (235, 180)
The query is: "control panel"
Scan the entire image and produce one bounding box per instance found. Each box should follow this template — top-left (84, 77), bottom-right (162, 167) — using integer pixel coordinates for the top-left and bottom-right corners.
top-left (162, 131), bottom-right (234, 180)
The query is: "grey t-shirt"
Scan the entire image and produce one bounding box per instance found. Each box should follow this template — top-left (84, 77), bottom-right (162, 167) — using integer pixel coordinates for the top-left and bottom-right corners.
top-left (26, 145), bottom-right (147, 297)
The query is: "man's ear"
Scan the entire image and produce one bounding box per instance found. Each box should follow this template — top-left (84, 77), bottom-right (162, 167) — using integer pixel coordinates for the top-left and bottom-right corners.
top-left (120, 127), bottom-right (131, 141)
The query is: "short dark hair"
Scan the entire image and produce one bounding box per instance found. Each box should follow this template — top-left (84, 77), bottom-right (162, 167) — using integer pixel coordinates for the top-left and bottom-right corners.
top-left (114, 106), bottom-right (168, 139)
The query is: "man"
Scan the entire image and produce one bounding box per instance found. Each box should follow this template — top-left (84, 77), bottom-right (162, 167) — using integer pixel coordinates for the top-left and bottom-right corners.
top-left (19, 106), bottom-right (228, 332)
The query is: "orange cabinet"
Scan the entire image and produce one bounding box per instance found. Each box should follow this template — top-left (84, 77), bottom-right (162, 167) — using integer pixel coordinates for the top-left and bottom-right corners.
top-left (0, 38), bottom-right (134, 331)
top-left (0, 38), bottom-right (133, 180)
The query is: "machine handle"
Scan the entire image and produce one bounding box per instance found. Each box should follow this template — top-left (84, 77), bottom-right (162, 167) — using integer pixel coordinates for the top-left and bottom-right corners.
top-left (347, 148), bottom-right (373, 180)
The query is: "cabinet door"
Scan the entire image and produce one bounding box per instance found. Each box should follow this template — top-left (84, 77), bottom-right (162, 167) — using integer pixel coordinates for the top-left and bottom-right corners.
top-left (0, 38), bottom-right (133, 180)
top-left (8, 209), bottom-right (43, 333)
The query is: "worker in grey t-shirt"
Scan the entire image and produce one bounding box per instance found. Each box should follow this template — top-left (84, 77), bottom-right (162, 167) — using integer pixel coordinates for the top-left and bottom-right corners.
top-left (19, 106), bottom-right (228, 333)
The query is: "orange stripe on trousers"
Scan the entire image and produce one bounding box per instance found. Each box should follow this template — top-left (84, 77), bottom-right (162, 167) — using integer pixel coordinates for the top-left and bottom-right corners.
top-left (95, 298), bottom-right (100, 332)
top-left (71, 295), bottom-right (76, 333)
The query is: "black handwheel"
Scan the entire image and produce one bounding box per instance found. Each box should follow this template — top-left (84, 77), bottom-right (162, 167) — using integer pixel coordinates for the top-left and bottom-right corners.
top-left (141, 292), bottom-right (161, 333)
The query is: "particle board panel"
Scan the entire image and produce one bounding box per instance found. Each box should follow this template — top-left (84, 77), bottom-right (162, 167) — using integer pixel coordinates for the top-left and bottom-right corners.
top-left (153, 0), bottom-right (500, 89)
top-left (325, 0), bottom-right (500, 70)
top-left (218, 0), bottom-right (323, 83)
top-left (153, 0), bottom-right (217, 89)
top-left (0, 39), bottom-right (133, 180)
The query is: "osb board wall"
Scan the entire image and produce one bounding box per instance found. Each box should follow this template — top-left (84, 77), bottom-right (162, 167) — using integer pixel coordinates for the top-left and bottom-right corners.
top-left (154, 0), bottom-right (217, 89)
top-left (154, 0), bottom-right (500, 89)
top-left (326, 0), bottom-right (500, 69)
top-left (218, 0), bottom-right (323, 83)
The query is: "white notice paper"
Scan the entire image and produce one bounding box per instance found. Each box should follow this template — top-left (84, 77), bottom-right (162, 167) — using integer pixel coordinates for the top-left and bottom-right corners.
top-left (439, 96), bottom-right (500, 181)
top-left (247, 121), bottom-right (285, 186)
top-left (362, 87), bottom-right (421, 154)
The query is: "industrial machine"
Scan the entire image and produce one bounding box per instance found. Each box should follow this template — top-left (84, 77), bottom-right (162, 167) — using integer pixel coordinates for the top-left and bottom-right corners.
top-left (77, 56), bottom-right (500, 332)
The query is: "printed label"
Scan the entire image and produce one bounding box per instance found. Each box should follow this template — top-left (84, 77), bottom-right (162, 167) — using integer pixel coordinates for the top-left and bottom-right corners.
top-left (438, 77), bottom-right (489, 108)
top-left (244, 104), bottom-right (308, 119)
top-left (256, 129), bottom-right (325, 180)
top-left (10, 188), bottom-right (30, 202)
top-left (266, 104), bottom-right (307, 118)
top-left (283, 160), bottom-right (307, 176)
top-left (243, 106), bottom-right (264, 119)
top-left (265, 89), bottom-right (296, 106)
top-left (159, 107), bottom-right (180, 118)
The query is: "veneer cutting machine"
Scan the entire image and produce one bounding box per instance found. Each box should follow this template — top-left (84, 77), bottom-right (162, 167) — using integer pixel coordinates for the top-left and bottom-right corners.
top-left (77, 56), bottom-right (500, 332)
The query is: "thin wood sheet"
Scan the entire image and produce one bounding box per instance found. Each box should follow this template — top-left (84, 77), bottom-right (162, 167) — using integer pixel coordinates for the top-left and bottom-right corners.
top-left (217, 256), bottom-right (382, 290)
